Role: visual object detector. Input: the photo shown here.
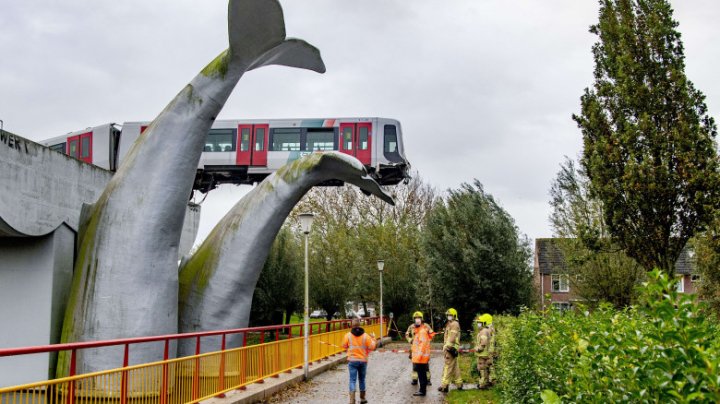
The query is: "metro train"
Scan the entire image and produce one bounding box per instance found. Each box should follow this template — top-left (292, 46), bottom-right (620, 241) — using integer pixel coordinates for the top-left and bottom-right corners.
top-left (41, 117), bottom-right (410, 192)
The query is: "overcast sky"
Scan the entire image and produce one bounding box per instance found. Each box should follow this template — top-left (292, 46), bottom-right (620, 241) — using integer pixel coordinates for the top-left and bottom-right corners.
top-left (3, 0), bottom-right (720, 245)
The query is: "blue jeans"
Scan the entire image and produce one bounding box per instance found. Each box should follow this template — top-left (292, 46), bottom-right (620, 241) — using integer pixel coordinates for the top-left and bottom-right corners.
top-left (348, 361), bottom-right (367, 392)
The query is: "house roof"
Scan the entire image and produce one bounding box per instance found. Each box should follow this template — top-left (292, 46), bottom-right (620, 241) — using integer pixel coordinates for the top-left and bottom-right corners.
top-left (535, 238), bottom-right (694, 275)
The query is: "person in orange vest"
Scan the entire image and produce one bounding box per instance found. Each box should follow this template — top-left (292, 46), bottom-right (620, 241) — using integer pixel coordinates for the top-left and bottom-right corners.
top-left (405, 311), bottom-right (433, 386)
top-left (342, 318), bottom-right (377, 404)
top-left (410, 312), bottom-right (433, 397)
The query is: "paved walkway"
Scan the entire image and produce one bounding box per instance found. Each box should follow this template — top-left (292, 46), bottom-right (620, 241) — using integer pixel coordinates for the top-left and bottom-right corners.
top-left (271, 349), bottom-right (449, 403)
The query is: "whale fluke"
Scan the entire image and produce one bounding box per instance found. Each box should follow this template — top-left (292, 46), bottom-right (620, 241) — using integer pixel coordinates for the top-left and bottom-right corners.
top-left (58, 0), bottom-right (325, 377)
top-left (178, 152), bottom-right (393, 355)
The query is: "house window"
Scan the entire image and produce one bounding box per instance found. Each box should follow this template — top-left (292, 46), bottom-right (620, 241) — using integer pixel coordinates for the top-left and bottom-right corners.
top-left (691, 274), bottom-right (701, 283)
top-left (552, 302), bottom-right (571, 312)
top-left (551, 274), bottom-right (569, 292)
top-left (676, 276), bottom-right (685, 293)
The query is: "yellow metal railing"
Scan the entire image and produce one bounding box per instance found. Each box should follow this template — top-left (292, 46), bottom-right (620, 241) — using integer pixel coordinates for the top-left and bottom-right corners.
top-left (0, 324), bottom-right (380, 404)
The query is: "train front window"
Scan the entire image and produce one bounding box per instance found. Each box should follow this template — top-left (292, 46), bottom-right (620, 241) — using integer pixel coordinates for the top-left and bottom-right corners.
top-left (384, 126), bottom-right (398, 153)
top-left (272, 128), bottom-right (301, 151)
top-left (343, 127), bottom-right (353, 150)
top-left (358, 126), bottom-right (369, 150)
top-left (205, 129), bottom-right (236, 152)
top-left (240, 128), bottom-right (250, 151)
top-left (306, 131), bottom-right (334, 151)
top-left (255, 128), bottom-right (265, 151)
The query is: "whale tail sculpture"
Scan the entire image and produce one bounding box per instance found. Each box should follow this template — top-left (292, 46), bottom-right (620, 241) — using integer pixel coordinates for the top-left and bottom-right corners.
top-left (58, 0), bottom-right (324, 378)
top-left (178, 152), bottom-right (393, 355)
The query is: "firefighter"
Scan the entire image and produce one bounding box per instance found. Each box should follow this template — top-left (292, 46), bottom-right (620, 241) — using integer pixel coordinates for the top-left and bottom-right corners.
top-left (474, 313), bottom-right (495, 389)
top-left (341, 318), bottom-right (377, 404)
top-left (438, 308), bottom-right (463, 393)
top-left (405, 311), bottom-right (433, 386)
top-left (410, 313), bottom-right (432, 397)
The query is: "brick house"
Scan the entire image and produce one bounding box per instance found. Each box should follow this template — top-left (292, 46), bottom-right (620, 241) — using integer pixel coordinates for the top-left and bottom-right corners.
top-left (534, 238), bottom-right (698, 310)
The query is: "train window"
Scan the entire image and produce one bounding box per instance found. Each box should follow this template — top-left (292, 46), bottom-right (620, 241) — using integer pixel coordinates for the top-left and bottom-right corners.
top-left (49, 143), bottom-right (66, 154)
top-left (81, 136), bottom-right (90, 158)
top-left (205, 129), bottom-right (236, 152)
top-left (272, 128), bottom-right (301, 151)
top-left (384, 125), bottom-right (398, 153)
top-left (343, 127), bottom-right (353, 150)
top-left (255, 128), bottom-right (265, 151)
top-left (358, 126), bottom-right (369, 150)
top-left (306, 130), bottom-right (334, 151)
top-left (240, 128), bottom-right (250, 151)
top-left (69, 139), bottom-right (79, 157)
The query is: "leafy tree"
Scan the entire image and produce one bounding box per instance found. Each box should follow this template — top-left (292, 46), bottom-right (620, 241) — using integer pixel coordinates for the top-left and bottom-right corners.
top-left (424, 180), bottom-right (533, 332)
top-left (292, 173), bottom-right (437, 326)
top-left (690, 217), bottom-right (720, 316)
top-left (574, 0), bottom-right (720, 275)
top-left (549, 158), bottom-right (645, 307)
top-left (249, 226), bottom-right (303, 326)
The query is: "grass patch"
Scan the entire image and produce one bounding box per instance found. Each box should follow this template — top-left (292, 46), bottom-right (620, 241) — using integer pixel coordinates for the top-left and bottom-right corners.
top-left (446, 389), bottom-right (499, 404)
top-left (445, 353), bottom-right (498, 403)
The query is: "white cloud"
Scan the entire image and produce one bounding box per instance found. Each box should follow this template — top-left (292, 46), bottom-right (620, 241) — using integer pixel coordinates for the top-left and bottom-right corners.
top-left (3, 0), bottom-right (719, 243)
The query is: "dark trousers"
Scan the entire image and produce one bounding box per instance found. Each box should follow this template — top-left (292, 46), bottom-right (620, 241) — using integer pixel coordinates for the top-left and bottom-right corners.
top-left (413, 363), bottom-right (429, 393)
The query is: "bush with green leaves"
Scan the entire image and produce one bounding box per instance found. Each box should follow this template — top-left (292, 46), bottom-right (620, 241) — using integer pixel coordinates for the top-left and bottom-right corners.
top-left (496, 270), bottom-right (720, 403)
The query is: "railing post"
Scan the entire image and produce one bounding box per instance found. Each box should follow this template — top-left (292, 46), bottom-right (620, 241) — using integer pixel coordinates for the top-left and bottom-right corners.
top-left (67, 349), bottom-right (77, 404)
top-left (260, 331), bottom-right (265, 344)
top-left (239, 333), bottom-right (247, 390)
top-left (120, 344), bottom-right (129, 404)
top-left (217, 334), bottom-right (226, 397)
top-left (160, 340), bottom-right (169, 404)
top-left (192, 336), bottom-right (201, 401)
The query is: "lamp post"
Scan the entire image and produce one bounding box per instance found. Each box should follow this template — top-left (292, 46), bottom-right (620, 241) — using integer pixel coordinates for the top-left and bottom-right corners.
top-left (298, 213), bottom-right (314, 380)
top-left (377, 260), bottom-right (384, 341)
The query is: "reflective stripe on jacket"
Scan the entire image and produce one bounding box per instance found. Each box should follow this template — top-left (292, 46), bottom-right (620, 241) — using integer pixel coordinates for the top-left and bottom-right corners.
top-left (342, 332), bottom-right (376, 362)
top-left (411, 325), bottom-right (432, 364)
top-left (406, 323), bottom-right (434, 344)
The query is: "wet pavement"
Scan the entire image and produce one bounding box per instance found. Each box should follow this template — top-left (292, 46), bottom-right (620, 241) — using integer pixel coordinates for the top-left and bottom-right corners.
top-left (271, 348), bottom-right (452, 403)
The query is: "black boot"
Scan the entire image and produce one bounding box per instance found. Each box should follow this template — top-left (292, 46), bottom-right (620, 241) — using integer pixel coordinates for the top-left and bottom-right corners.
top-left (413, 391), bottom-right (426, 396)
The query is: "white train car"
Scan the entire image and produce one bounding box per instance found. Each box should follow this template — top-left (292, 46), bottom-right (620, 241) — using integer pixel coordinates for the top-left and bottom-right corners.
top-left (42, 117), bottom-right (410, 192)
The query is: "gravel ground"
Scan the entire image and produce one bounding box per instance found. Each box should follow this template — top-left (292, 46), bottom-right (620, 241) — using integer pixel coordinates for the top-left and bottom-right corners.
top-left (269, 347), bottom-right (456, 404)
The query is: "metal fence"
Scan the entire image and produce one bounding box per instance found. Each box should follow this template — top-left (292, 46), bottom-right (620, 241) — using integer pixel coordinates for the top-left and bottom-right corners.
top-left (0, 319), bottom-right (382, 404)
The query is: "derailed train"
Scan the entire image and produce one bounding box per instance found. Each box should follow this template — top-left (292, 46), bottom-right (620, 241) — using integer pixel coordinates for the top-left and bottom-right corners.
top-left (41, 117), bottom-right (410, 192)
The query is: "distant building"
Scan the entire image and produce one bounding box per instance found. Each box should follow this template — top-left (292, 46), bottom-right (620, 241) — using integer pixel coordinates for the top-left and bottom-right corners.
top-left (534, 238), bottom-right (698, 310)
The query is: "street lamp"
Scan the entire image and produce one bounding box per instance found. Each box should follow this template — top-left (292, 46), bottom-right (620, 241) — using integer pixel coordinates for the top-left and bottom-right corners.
top-left (377, 260), bottom-right (385, 342)
top-left (298, 213), bottom-right (314, 380)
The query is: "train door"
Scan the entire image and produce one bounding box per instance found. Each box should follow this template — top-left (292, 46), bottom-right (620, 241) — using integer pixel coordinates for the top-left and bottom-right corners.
top-left (338, 122), bottom-right (372, 165)
top-left (236, 124), bottom-right (269, 166)
top-left (67, 132), bottom-right (92, 164)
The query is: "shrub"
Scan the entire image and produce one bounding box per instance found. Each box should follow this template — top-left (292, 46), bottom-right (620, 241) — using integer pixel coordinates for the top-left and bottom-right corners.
top-left (496, 270), bottom-right (720, 403)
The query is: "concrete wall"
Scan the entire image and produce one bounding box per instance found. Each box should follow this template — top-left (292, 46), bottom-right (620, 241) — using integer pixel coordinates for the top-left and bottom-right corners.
top-left (0, 130), bottom-right (202, 387)
top-left (0, 224), bottom-right (74, 386)
top-left (0, 130), bottom-right (112, 237)
top-left (0, 129), bottom-right (200, 252)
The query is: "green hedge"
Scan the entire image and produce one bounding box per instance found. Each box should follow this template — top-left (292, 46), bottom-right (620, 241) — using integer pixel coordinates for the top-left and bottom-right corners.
top-left (495, 270), bottom-right (720, 403)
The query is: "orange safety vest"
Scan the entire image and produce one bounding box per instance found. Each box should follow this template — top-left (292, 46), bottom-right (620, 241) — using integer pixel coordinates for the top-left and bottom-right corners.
top-left (411, 324), bottom-right (431, 364)
top-left (342, 332), bottom-right (376, 362)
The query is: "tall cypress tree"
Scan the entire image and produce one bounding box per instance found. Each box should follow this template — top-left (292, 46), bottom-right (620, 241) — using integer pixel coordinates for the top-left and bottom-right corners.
top-left (574, 0), bottom-right (720, 274)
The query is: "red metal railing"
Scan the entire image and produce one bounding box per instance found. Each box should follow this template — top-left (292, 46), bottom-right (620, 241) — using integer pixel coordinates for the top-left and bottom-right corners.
top-left (0, 317), bottom-right (383, 400)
